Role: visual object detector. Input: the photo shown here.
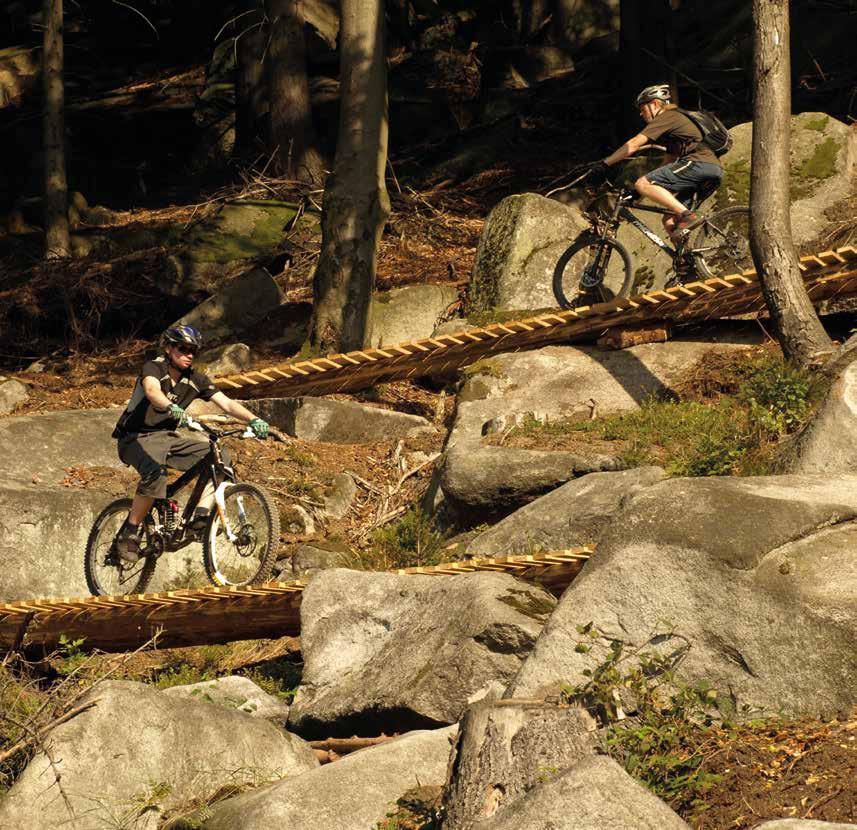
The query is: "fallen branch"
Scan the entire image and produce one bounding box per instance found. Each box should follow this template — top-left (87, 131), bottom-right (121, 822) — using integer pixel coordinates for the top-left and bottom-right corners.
top-left (0, 699), bottom-right (99, 766)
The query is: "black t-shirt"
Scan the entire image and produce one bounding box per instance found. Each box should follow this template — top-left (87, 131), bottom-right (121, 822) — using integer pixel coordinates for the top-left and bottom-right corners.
top-left (113, 357), bottom-right (217, 438)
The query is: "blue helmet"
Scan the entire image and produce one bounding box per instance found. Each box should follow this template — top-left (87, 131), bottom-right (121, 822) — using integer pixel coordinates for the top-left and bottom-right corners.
top-left (162, 325), bottom-right (203, 349)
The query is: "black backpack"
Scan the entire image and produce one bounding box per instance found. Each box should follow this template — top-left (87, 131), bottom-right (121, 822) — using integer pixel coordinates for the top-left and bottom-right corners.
top-left (676, 108), bottom-right (733, 157)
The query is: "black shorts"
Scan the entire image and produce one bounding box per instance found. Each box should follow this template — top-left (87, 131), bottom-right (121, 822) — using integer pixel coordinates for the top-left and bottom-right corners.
top-left (646, 159), bottom-right (723, 206)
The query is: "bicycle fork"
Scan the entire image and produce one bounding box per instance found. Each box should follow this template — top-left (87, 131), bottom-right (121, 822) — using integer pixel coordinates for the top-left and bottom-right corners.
top-left (212, 482), bottom-right (243, 543)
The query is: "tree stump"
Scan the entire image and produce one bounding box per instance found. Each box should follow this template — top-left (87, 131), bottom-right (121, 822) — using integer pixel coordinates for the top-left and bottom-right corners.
top-left (439, 694), bottom-right (597, 830)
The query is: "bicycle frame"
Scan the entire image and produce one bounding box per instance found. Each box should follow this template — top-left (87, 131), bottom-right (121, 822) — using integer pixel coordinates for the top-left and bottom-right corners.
top-left (155, 432), bottom-right (239, 551)
top-left (597, 190), bottom-right (679, 257)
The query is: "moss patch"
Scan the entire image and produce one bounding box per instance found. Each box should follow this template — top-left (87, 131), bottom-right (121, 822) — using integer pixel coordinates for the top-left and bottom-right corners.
top-left (716, 157), bottom-right (751, 212)
top-left (461, 357), bottom-right (507, 380)
top-left (794, 136), bottom-right (841, 193)
top-left (804, 114), bottom-right (830, 132)
top-left (499, 588), bottom-right (556, 621)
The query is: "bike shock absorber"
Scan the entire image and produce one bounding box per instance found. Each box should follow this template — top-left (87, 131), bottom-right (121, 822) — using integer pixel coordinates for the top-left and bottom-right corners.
top-left (160, 499), bottom-right (180, 533)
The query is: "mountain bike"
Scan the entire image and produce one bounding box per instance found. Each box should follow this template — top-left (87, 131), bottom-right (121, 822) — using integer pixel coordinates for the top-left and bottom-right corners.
top-left (85, 418), bottom-right (280, 596)
top-left (552, 176), bottom-right (751, 309)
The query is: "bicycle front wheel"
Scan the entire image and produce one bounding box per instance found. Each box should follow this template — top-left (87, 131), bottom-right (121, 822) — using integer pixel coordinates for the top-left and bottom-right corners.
top-left (553, 235), bottom-right (633, 309)
top-left (203, 483), bottom-right (280, 587)
top-left (690, 206), bottom-right (752, 278)
top-left (85, 498), bottom-right (157, 597)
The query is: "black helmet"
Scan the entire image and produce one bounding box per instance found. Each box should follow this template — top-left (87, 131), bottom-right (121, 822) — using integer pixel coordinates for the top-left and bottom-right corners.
top-left (635, 84), bottom-right (671, 107)
top-left (162, 325), bottom-right (203, 350)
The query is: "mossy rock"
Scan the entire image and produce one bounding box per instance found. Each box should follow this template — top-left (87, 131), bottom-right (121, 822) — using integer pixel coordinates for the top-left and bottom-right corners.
top-left (165, 201), bottom-right (314, 296)
top-left (717, 112), bottom-right (855, 246)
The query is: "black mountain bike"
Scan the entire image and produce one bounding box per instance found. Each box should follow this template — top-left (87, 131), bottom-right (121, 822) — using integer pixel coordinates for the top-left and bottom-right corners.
top-left (552, 179), bottom-right (751, 309)
top-left (85, 418), bottom-right (280, 596)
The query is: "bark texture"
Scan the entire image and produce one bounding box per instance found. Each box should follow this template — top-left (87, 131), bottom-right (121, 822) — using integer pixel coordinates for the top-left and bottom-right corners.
top-left (749, 0), bottom-right (832, 368)
top-left (308, 0), bottom-right (390, 353)
top-left (235, 0), bottom-right (268, 159)
top-left (439, 695), bottom-right (596, 830)
top-left (266, 0), bottom-right (326, 182)
top-left (43, 0), bottom-right (70, 259)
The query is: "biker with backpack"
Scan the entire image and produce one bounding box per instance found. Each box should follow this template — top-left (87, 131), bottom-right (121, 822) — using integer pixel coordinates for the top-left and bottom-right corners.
top-left (593, 84), bottom-right (732, 238)
top-left (111, 325), bottom-right (270, 563)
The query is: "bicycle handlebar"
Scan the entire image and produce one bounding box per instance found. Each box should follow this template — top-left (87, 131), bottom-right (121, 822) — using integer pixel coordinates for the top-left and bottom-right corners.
top-left (186, 416), bottom-right (256, 441)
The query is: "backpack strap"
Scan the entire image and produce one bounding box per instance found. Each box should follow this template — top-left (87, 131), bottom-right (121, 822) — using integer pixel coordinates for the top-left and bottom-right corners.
top-left (672, 107), bottom-right (706, 143)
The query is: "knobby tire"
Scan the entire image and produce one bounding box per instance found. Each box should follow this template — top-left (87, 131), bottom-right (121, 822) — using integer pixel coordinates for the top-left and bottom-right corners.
top-left (553, 234), bottom-right (634, 309)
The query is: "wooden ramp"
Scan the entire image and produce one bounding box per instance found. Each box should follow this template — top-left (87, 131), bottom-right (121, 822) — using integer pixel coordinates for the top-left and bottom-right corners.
top-left (0, 549), bottom-right (593, 654)
top-left (213, 248), bottom-right (857, 399)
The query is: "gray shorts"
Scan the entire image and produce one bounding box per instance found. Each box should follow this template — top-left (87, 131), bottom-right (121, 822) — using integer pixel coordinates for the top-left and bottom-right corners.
top-left (118, 431), bottom-right (228, 499)
top-left (646, 158), bottom-right (723, 206)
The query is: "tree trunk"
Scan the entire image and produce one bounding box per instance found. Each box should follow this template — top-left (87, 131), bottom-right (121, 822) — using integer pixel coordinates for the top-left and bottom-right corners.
top-left (308, 0), bottom-right (390, 354)
top-left (749, 0), bottom-right (832, 368)
top-left (43, 0), bottom-right (70, 259)
top-left (235, 0), bottom-right (267, 159)
top-left (266, 0), bottom-right (326, 183)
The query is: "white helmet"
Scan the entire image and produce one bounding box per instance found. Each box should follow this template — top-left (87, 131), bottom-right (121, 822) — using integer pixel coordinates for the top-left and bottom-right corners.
top-left (635, 84), bottom-right (671, 107)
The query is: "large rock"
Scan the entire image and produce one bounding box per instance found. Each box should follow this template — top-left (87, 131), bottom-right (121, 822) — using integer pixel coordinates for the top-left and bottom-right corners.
top-left (509, 474), bottom-right (857, 718)
top-left (172, 267), bottom-right (284, 346)
top-left (468, 755), bottom-right (691, 830)
top-left (0, 408), bottom-right (123, 485)
top-left (196, 342), bottom-right (251, 377)
top-left (165, 201), bottom-right (301, 296)
top-left (716, 113), bottom-right (856, 247)
top-left (162, 675), bottom-right (291, 721)
top-left (0, 377), bottom-right (28, 414)
top-left (288, 569), bottom-right (556, 737)
top-left (0, 481), bottom-right (204, 602)
top-left (465, 466), bottom-right (667, 556)
top-left (448, 339), bottom-right (758, 448)
top-left (779, 362), bottom-right (857, 474)
top-left (440, 445), bottom-right (623, 524)
top-left (0, 680), bottom-right (318, 830)
top-left (199, 726), bottom-right (456, 830)
top-left (370, 283), bottom-right (460, 347)
top-left (248, 396), bottom-right (435, 444)
top-left (0, 45), bottom-right (39, 108)
top-left (467, 193), bottom-right (588, 314)
top-left (438, 339), bottom-right (755, 522)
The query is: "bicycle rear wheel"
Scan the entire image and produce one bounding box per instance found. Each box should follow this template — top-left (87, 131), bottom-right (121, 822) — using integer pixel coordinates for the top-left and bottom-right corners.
top-left (690, 206), bottom-right (752, 278)
top-left (553, 234), bottom-right (633, 309)
top-left (202, 483), bottom-right (280, 587)
top-left (84, 498), bottom-right (157, 596)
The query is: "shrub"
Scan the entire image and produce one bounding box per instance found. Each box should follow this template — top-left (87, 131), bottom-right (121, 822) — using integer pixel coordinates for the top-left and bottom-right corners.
top-left (366, 508), bottom-right (445, 570)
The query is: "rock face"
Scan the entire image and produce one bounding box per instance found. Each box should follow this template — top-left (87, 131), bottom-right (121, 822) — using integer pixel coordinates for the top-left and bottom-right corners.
top-left (0, 481), bottom-right (202, 601)
top-left (199, 726), bottom-right (457, 830)
top-left (440, 445), bottom-right (623, 524)
top-left (467, 755), bottom-right (691, 830)
top-left (465, 466), bottom-right (667, 556)
top-left (779, 362), bottom-right (857, 474)
top-left (0, 377), bottom-right (28, 414)
top-left (162, 676), bottom-right (291, 721)
top-left (165, 201), bottom-right (301, 296)
top-left (291, 540), bottom-right (357, 576)
top-left (172, 267), bottom-right (284, 347)
top-left (248, 397), bottom-right (435, 444)
top-left (467, 193), bottom-right (588, 314)
top-left (288, 569), bottom-right (556, 737)
top-left (322, 472), bottom-right (358, 519)
top-left (0, 680), bottom-right (318, 830)
top-left (717, 113), bottom-right (855, 247)
top-left (0, 408), bottom-right (124, 485)
top-left (509, 474), bottom-right (857, 718)
top-left (370, 283), bottom-right (460, 347)
top-left (438, 339), bottom-right (754, 522)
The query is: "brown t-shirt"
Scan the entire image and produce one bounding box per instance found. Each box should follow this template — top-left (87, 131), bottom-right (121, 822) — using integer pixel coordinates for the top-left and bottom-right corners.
top-left (641, 108), bottom-right (720, 166)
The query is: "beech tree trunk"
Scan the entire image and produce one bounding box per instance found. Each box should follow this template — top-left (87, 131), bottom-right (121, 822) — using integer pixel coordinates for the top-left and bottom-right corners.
top-left (266, 0), bottom-right (326, 183)
top-left (308, 0), bottom-right (390, 353)
top-left (43, 0), bottom-right (70, 259)
top-left (235, 0), bottom-right (267, 159)
top-left (749, 0), bottom-right (832, 368)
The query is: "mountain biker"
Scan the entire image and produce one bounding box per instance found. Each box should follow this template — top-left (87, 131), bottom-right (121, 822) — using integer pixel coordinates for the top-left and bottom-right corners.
top-left (594, 83), bottom-right (723, 238)
top-left (111, 325), bottom-right (270, 562)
